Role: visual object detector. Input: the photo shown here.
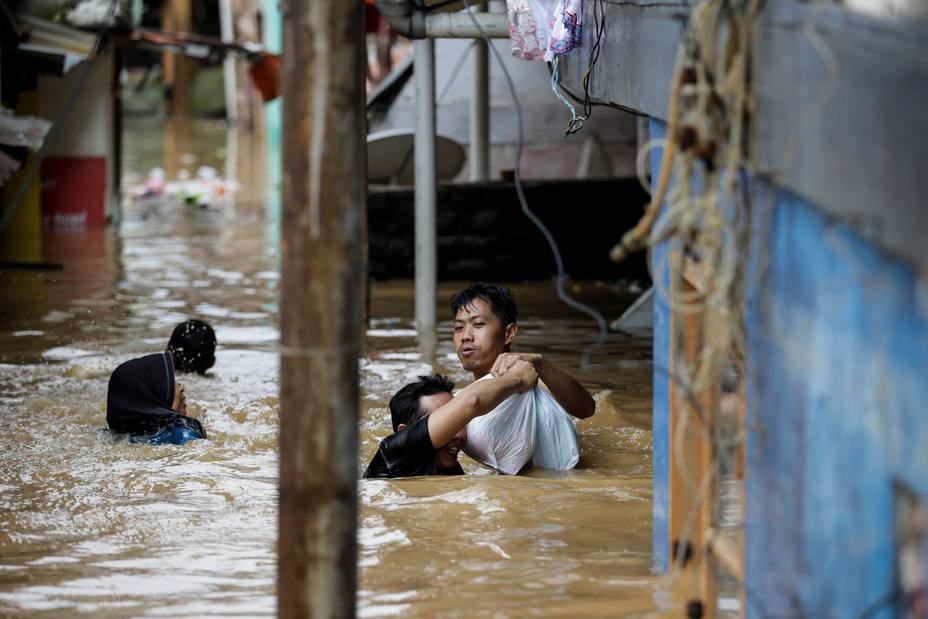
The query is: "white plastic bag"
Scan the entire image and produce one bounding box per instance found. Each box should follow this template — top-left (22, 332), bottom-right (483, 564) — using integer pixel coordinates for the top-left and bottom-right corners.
top-left (531, 386), bottom-right (580, 470)
top-left (463, 375), bottom-right (580, 474)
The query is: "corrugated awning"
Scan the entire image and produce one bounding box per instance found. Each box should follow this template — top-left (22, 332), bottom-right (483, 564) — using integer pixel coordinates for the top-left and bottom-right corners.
top-left (14, 14), bottom-right (96, 75)
top-left (18, 15), bottom-right (97, 55)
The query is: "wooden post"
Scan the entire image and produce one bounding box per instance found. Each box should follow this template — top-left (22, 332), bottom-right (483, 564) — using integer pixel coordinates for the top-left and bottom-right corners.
top-left (668, 256), bottom-right (719, 616)
top-left (160, 0), bottom-right (192, 117)
top-left (231, 0), bottom-right (264, 132)
top-left (278, 1), bottom-right (365, 617)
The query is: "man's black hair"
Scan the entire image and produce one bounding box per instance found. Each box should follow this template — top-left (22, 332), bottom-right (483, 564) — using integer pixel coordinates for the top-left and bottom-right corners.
top-left (450, 283), bottom-right (518, 326)
top-left (167, 319), bottom-right (217, 375)
top-left (389, 374), bottom-right (454, 432)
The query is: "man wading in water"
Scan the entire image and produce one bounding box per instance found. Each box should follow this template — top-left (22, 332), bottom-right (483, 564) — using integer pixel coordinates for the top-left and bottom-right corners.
top-left (363, 284), bottom-right (595, 478)
top-left (363, 366), bottom-right (538, 478)
top-left (451, 283), bottom-right (594, 420)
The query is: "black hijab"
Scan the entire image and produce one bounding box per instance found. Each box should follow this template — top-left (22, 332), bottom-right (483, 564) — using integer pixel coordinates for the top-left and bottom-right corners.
top-left (107, 352), bottom-right (206, 440)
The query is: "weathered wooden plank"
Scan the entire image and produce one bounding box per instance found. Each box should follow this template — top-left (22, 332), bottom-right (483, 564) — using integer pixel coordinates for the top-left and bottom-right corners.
top-left (278, 1), bottom-right (365, 617)
top-left (668, 266), bottom-right (718, 615)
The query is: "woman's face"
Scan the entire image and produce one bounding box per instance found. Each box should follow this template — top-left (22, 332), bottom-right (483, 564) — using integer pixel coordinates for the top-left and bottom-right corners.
top-left (171, 382), bottom-right (188, 415)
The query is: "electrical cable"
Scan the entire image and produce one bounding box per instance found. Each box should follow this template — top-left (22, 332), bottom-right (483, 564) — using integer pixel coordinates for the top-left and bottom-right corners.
top-left (545, 67), bottom-right (653, 119)
top-left (550, 56), bottom-right (585, 135)
top-left (578, 0), bottom-right (607, 122)
top-left (547, 0), bottom-right (608, 135)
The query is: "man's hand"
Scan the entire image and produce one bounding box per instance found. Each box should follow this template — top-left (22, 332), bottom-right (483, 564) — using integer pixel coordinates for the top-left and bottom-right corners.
top-left (506, 359), bottom-right (539, 392)
top-left (491, 352), bottom-right (544, 378)
top-left (427, 360), bottom-right (539, 449)
top-left (491, 352), bottom-right (595, 419)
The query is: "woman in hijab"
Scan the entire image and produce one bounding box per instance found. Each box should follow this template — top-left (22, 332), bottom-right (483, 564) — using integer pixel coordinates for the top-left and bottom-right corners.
top-left (107, 351), bottom-right (207, 445)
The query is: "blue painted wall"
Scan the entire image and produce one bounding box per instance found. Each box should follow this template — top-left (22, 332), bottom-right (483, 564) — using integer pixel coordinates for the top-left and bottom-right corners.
top-left (650, 119), bottom-right (670, 571)
top-left (648, 119), bottom-right (928, 609)
top-left (744, 185), bottom-right (928, 618)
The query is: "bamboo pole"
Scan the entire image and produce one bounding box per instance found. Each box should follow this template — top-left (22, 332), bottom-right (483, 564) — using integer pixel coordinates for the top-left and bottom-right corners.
top-left (278, 1), bottom-right (365, 617)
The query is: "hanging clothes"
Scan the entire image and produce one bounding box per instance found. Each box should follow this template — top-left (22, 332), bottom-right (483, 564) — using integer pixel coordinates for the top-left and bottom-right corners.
top-left (545, 0), bottom-right (583, 61)
top-left (506, 0), bottom-right (583, 61)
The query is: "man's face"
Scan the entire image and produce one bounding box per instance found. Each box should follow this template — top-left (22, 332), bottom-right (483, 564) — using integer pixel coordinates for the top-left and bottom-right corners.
top-left (453, 298), bottom-right (516, 378)
top-left (419, 391), bottom-right (465, 470)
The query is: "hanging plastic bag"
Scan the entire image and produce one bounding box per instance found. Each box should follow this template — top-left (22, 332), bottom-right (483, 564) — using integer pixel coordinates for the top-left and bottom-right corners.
top-left (463, 375), bottom-right (580, 474)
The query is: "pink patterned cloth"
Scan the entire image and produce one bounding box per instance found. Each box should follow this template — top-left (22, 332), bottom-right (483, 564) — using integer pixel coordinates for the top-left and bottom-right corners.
top-left (507, 0), bottom-right (546, 60)
top-left (507, 0), bottom-right (583, 61)
top-left (544, 0), bottom-right (582, 61)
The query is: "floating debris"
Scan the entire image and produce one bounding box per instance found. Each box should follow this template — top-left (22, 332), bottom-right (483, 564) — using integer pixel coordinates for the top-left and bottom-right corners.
top-left (128, 166), bottom-right (239, 208)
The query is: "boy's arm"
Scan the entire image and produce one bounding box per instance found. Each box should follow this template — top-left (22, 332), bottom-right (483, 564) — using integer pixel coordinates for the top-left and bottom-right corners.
top-left (427, 360), bottom-right (538, 449)
top-left (491, 352), bottom-right (595, 419)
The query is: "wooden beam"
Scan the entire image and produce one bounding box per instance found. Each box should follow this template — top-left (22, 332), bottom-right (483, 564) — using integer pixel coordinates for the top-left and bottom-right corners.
top-left (668, 264), bottom-right (718, 616)
top-left (278, 1), bottom-right (366, 617)
top-left (160, 0), bottom-right (192, 117)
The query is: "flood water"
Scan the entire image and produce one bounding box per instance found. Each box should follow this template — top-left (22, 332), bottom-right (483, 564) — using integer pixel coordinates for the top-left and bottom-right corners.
top-left (0, 118), bottom-right (662, 617)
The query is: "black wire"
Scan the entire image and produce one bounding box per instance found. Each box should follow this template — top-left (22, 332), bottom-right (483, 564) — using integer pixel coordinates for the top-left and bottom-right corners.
top-left (546, 64), bottom-right (653, 120)
top-left (553, 0), bottom-right (607, 136)
top-left (579, 0), bottom-right (607, 122)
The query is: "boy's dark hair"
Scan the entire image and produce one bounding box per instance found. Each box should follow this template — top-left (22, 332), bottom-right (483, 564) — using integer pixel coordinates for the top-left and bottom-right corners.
top-left (167, 319), bottom-right (217, 375)
top-left (389, 374), bottom-right (454, 432)
top-left (450, 283), bottom-right (518, 326)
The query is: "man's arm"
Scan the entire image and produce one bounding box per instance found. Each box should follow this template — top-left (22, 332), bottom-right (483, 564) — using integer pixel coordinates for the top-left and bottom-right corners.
top-left (427, 360), bottom-right (538, 448)
top-left (491, 352), bottom-right (595, 419)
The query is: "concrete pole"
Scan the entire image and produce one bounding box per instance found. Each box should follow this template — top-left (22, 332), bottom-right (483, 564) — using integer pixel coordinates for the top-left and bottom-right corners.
top-left (414, 37), bottom-right (437, 348)
top-left (218, 0), bottom-right (238, 125)
top-left (470, 2), bottom-right (488, 182)
top-left (278, 0), bottom-right (364, 616)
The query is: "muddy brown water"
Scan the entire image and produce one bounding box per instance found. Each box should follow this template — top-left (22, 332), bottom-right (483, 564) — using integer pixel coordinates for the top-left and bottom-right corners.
top-left (0, 118), bottom-right (664, 617)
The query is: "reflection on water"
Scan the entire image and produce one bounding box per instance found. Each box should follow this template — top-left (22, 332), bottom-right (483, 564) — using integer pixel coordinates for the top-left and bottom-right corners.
top-left (0, 118), bottom-right (661, 617)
